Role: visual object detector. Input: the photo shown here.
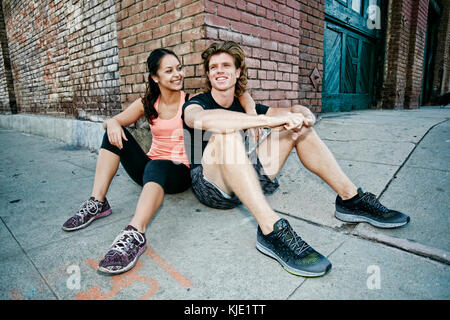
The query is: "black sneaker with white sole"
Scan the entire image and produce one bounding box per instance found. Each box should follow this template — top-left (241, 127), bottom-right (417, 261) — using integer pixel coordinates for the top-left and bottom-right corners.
top-left (335, 188), bottom-right (410, 228)
top-left (256, 219), bottom-right (332, 277)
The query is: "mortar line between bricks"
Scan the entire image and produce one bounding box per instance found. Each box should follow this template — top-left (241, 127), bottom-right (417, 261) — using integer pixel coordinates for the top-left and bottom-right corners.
top-left (378, 118), bottom-right (449, 199)
top-left (0, 217), bottom-right (60, 300)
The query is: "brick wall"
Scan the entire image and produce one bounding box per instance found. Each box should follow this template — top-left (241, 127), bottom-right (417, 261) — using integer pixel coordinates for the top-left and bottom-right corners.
top-left (297, 0), bottom-right (324, 113)
top-left (2, 0), bottom-right (121, 118)
top-left (4, 0), bottom-right (446, 120)
top-left (382, 0), bottom-right (450, 108)
top-left (115, 0), bottom-right (206, 111)
top-left (432, 0), bottom-right (450, 100)
top-left (202, 0), bottom-right (324, 111)
top-left (0, 43), bottom-right (7, 113)
top-left (116, 0), bottom-right (324, 112)
top-left (0, 3), bottom-right (14, 114)
top-left (404, 0), bottom-right (429, 109)
top-left (381, 0), bottom-right (413, 109)
top-left (1, 0), bottom-right (326, 118)
top-left (204, 0), bottom-right (301, 109)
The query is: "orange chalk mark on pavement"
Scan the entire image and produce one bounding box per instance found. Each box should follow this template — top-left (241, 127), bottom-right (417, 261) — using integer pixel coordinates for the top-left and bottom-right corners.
top-left (76, 259), bottom-right (158, 300)
top-left (145, 247), bottom-right (192, 287)
top-left (75, 248), bottom-right (192, 300)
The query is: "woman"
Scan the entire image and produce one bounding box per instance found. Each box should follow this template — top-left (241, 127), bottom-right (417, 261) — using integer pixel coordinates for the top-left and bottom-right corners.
top-left (62, 48), bottom-right (259, 275)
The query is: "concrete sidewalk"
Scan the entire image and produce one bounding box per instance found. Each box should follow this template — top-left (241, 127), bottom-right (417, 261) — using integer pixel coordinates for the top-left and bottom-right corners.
top-left (0, 106), bottom-right (449, 300)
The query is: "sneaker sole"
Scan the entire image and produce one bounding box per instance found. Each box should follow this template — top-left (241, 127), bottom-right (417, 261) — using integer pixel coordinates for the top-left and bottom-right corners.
top-left (255, 242), bottom-right (331, 277)
top-left (335, 210), bottom-right (409, 229)
top-left (97, 245), bottom-right (147, 275)
top-left (61, 208), bottom-right (112, 232)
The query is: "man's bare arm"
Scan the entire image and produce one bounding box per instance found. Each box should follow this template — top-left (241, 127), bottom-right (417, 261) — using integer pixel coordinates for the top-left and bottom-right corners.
top-left (266, 104), bottom-right (316, 127)
top-left (184, 104), bottom-right (307, 133)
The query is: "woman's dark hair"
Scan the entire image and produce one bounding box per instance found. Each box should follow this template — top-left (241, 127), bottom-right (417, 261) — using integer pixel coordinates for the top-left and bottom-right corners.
top-left (141, 49), bottom-right (180, 124)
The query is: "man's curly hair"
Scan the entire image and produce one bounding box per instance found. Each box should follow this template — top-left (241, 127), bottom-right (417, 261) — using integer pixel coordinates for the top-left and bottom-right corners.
top-left (201, 41), bottom-right (248, 97)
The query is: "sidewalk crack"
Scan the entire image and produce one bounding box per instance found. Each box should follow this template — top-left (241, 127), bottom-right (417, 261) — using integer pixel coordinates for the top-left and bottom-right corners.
top-left (0, 217), bottom-right (60, 300)
top-left (286, 240), bottom-right (346, 300)
top-left (378, 118), bottom-right (449, 199)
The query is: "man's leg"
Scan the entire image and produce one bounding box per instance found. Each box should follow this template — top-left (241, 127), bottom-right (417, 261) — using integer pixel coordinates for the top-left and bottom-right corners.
top-left (257, 105), bottom-right (409, 229)
top-left (202, 132), bottom-right (280, 235)
top-left (256, 106), bottom-right (358, 200)
top-left (293, 127), bottom-right (358, 200)
top-left (200, 131), bottom-right (332, 277)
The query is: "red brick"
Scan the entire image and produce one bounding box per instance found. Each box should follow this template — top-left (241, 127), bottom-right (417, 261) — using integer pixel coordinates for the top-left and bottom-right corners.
top-left (183, 52), bottom-right (203, 66)
top-left (152, 25), bottom-right (170, 38)
top-left (182, 26), bottom-right (205, 41)
top-left (171, 17), bottom-right (194, 33)
top-left (205, 14), bottom-right (229, 29)
top-left (261, 80), bottom-right (277, 89)
top-left (217, 4), bottom-right (241, 21)
top-left (162, 33), bottom-right (181, 47)
top-left (182, 1), bottom-right (204, 17)
top-left (261, 60), bottom-right (277, 70)
top-left (230, 21), bottom-right (253, 35)
top-left (137, 30), bottom-right (152, 43)
top-left (252, 48), bottom-right (270, 59)
top-left (241, 12), bottom-right (258, 25)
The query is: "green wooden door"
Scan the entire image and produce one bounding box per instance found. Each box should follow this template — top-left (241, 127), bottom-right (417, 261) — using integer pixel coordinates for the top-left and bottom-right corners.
top-left (323, 0), bottom-right (381, 112)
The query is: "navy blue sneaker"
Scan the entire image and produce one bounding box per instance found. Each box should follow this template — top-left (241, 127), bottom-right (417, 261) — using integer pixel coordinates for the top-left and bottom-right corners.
top-left (335, 188), bottom-right (410, 228)
top-left (256, 219), bottom-right (332, 277)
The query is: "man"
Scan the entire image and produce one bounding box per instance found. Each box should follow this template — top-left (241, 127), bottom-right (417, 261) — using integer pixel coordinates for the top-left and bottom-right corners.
top-left (182, 41), bottom-right (410, 277)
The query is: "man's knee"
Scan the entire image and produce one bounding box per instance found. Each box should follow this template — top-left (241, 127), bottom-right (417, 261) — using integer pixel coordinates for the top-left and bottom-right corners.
top-left (209, 131), bottom-right (247, 165)
top-left (291, 104), bottom-right (316, 126)
top-left (291, 104), bottom-right (310, 115)
top-left (211, 131), bottom-right (242, 144)
top-left (293, 125), bottom-right (316, 142)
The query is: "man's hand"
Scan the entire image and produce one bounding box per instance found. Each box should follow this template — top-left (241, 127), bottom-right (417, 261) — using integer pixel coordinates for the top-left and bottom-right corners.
top-left (267, 112), bottom-right (307, 131)
top-left (105, 118), bottom-right (128, 150)
top-left (291, 105), bottom-right (316, 127)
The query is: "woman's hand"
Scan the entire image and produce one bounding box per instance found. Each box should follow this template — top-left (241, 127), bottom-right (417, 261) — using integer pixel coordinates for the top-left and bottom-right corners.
top-left (105, 118), bottom-right (128, 150)
top-left (247, 127), bottom-right (264, 143)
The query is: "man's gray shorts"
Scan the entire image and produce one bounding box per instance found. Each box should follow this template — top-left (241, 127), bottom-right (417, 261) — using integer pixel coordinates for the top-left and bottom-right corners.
top-left (190, 151), bottom-right (279, 210)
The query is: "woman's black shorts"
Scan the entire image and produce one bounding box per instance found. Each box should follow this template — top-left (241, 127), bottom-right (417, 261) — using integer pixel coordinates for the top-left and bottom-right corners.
top-left (100, 127), bottom-right (191, 194)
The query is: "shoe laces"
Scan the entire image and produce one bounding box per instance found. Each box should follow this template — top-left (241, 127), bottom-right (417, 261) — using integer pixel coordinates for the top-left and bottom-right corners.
top-left (276, 226), bottom-right (311, 256)
top-left (360, 192), bottom-right (389, 216)
top-left (109, 229), bottom-right (145, 255)
top-left (75, 199), bottom-right (99, 221)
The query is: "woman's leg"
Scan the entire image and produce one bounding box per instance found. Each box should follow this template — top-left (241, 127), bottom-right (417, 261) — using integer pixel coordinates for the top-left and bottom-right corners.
top-left (128, 182), bottom-right (165, 233)
top-left (63, 129), bottom-right (150, 232)
top-left (91, 148), bottom-right (120, 202)
top-left (97, 160), bottom-right (190, 274)
top-left (128, 161), bottom-right (191, 233)
top-left (92, 128), bottom-right (150, 201)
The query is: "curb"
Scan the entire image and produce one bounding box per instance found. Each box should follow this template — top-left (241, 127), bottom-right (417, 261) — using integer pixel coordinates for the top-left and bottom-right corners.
top-left (352, 227), bottom-right (450, 265)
